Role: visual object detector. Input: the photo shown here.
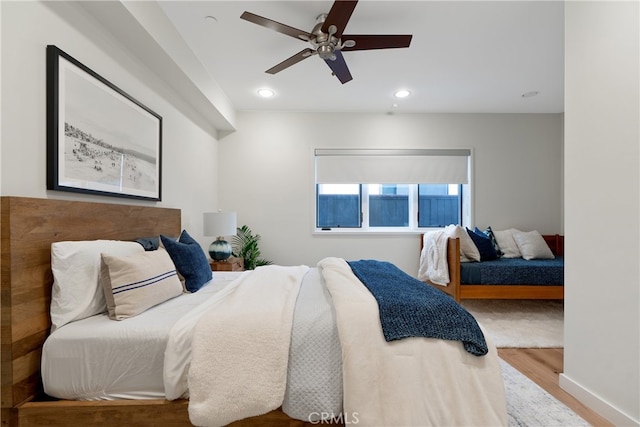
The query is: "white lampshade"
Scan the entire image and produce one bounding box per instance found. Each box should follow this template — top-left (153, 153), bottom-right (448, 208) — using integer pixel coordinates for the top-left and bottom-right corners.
top-left (203, 211), bottom-right (237, 237)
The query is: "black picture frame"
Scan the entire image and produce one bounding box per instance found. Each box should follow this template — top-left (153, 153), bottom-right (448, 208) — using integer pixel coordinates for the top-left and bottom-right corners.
top-left (47, 45), bottom-right (162, 201)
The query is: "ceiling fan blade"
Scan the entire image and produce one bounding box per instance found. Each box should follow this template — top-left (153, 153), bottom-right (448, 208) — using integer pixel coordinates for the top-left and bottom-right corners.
top-left (266, 48), bottom-right (315, 74)
top-left (341, 34), bottom-right (413, 51)
top-left (241, 11), bottom-right (312, 41)
top-left (321, 1), bottom-right (358, 38)
top-left (324, 50), bottom-right (353, 84)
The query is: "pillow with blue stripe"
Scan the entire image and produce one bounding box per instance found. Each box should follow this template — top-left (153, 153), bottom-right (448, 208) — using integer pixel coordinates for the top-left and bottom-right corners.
top-left (101, 248), bottom-right (183, 320)
top-left (161, 230), bottom-right (212, 292)
top-left (467, 227), bottom-right (499, 261)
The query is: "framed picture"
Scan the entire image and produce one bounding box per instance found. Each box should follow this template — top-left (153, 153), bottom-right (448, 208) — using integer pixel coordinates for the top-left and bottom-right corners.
top-left (47, 45), bottom-right (162, 201)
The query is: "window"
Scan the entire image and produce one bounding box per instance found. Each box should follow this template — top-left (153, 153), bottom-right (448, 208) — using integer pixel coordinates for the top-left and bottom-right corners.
top-left (317, 184), bottom-right (361, 228)
top-left (369, 184), bottom-right (409, 227)
top-left (315, 149), bottom-right (470, 232)
top-left (418, 184), bottom-right (462, 227)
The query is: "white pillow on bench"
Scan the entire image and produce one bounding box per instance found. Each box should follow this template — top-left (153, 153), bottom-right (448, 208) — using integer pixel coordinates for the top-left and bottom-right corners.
top-left (444, 224), bottom-right (481, 262)
top-left (492, 229), bottom-right (522, 258)
top-left (512, 229), bottom-right (555, 260)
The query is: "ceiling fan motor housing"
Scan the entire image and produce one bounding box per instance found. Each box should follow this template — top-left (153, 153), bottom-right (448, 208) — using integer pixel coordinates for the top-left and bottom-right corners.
top-left (312, 15), bottom-right (339, 60)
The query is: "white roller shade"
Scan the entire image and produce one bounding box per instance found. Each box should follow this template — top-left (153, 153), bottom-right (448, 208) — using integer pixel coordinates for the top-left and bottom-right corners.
top-left (315, 149), bottom-right (470, 184)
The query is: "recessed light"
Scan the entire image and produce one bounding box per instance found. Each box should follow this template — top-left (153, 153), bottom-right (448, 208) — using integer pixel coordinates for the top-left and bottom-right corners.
top-left (521, 90), bottom-right (539, 98)
top-left (257, 88), bottom-right (275, 98)
top-left (394, 89), bottom-right (411, 98)
top-left (205, 15), bottom-right (218, 23)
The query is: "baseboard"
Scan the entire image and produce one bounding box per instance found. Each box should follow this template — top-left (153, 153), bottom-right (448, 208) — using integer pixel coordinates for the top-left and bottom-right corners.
top-left (559, 373), bottom-right (639, 426)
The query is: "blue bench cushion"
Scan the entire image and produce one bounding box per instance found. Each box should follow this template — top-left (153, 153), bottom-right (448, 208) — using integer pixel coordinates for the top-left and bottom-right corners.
top-left (460, 257), bottom-right (564, 285)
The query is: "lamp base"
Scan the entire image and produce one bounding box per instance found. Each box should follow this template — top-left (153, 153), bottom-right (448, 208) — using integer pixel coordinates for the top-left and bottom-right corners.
top-left (209, 239), bottom-right (232, 261)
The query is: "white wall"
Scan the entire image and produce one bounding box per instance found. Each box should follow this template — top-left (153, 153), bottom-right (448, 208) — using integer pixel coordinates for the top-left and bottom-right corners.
top-left (219, 111), bottom-right (563, 274)
top-left (0, 1), bottom-right (221, 247)
top-left (563, 2), bottom-right (639, 425)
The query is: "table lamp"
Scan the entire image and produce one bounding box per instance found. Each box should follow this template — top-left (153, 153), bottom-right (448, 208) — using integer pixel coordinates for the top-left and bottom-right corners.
top-left (203, 211), bottom-right (237, 261)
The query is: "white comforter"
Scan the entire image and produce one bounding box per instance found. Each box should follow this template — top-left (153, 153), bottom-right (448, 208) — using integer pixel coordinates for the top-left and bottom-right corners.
top-left (319, 257), bottom-right (508, 426)
top-left (164, 265), bottom-right (308, 426)
top-left (165, 260), bottom-right (507, 427)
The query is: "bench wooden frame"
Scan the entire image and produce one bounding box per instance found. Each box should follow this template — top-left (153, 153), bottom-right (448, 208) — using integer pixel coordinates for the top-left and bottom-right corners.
top-left (421, 234), bottom-right (564, 302)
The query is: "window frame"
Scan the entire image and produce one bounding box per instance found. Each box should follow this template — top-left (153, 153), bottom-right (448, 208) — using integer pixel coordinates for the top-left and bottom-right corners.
top-left (313, 148), bottom-right (473, 235)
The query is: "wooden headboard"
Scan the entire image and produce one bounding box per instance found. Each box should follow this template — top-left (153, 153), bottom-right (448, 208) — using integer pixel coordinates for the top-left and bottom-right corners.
top-left (1, 197), bottom-right (181, 424)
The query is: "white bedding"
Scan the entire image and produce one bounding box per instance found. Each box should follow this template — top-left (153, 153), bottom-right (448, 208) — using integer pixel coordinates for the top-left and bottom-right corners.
top-left (42, 268), bottom-right (343, 422)
top-left (186, 265), bottom-right (308, 426)
top-left (163, 266), bottom-right (343, 425)
top-left (43, 260), bottom-right (507, 427)
top-left (319, 257), bottom-right (508, 426)
top-left (41, 272), bottom-right (242, 400)
top-left (283, 268), bottom-right (343, 420)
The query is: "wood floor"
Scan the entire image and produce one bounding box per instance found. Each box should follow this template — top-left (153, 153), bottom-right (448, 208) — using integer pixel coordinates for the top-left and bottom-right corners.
top-left (498, 348), bottom-right (613, 427)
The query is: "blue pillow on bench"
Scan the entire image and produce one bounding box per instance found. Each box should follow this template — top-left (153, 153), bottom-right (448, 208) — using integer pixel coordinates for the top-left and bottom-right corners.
top-left (467, 228), bottom-right (499, 261)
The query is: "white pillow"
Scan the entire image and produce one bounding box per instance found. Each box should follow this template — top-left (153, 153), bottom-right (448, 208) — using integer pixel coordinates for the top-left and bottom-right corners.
top-left (444, 224), bottom-right (481, 262)
top-left (512, 230), bottom-right (555, 260)
top-left (101, 248), bottom-right (183, 320)
top-left (50, 240), bottom-right (144, 331)
top-left (492, 229), bottom-right (522, 258)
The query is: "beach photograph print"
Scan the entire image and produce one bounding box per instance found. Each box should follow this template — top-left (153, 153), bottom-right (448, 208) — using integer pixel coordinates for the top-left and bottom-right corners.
top-left (47, 46), bottom-right (162, 200)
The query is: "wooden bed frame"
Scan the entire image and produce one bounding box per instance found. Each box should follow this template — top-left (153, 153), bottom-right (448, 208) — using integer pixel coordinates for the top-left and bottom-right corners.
top-left (1, 197), bottom-right (321, 427)
top-left (421, 234), bottom-right (564, 302)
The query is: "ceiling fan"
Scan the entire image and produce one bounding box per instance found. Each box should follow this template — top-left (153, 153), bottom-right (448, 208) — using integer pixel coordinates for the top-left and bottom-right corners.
top-left (240, 0), bottom-right (412, 84)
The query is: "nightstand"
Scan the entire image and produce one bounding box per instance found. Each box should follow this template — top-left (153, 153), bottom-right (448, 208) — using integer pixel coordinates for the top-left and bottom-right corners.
top-left (210, 257), bottom-right (244, 271)
top-left (210, 261), bottom-right (232, 271)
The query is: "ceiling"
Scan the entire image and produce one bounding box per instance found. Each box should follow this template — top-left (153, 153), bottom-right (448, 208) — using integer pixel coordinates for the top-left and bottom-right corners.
top-left (156, 1), bottom-right (564, 115)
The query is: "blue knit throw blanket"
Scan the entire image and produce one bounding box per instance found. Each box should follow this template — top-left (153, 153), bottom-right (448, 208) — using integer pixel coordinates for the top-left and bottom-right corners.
top-left (347, 260), bottom-right (488, 356)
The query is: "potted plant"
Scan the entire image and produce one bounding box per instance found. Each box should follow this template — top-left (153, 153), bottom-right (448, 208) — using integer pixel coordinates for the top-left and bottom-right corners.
top-left (231, 225), bottom-right (272, 270)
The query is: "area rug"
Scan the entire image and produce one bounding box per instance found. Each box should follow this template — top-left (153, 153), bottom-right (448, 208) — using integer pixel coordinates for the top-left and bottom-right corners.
top-left (462, 299), bottom-right (564, 348)
top-left (501, 359), bottom-right (587, 426)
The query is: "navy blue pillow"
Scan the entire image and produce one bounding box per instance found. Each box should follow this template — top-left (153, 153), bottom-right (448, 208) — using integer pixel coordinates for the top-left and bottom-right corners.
top-left (161, 230), bottom-right (211, 292)
top-left (135, 236), bottom-right (160, 251)
top-left (467, 228), bottom-right (498, 261)
top-left (136, 236), bottom-right (179, 251)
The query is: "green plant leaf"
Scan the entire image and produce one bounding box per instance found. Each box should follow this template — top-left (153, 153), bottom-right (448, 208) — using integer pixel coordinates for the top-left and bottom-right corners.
top-left (231, 224), bottom-right (271, 270)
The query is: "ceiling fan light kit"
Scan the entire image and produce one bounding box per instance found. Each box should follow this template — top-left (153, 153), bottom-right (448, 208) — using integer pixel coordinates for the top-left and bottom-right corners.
top-left (240, 0), bottom-right (412, 84)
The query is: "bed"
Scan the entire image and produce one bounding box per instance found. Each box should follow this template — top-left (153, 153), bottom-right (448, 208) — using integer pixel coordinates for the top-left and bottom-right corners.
top-left (420, 232), bottom-right (564, 302)
top-left (1, 196), bottom-right (507, 426)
